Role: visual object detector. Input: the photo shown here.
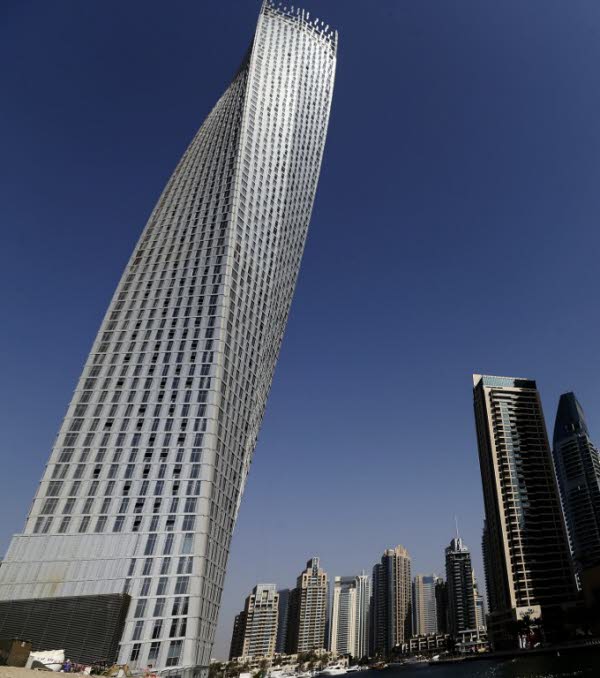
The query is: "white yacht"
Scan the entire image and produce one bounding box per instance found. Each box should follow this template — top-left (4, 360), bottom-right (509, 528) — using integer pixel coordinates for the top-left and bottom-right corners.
top-left (320, 665), bottom-right (347, 677)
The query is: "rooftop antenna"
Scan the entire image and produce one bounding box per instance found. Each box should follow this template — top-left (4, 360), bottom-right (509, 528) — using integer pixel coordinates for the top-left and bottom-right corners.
top-left (454, 515), bottom-right (460, 540)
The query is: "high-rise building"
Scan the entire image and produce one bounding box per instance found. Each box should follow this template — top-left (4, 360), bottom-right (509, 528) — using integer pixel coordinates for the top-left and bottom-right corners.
top-left (474, 582), bottom-right (486, 631)
top-left (0, 3), bottom-right (337, 675)
top-left (434, 580), bottom-right (448, 635)
top-left (329, 574), bottom-right (370, 659)
top-left (275, 589), bottom-right (290, 654)
top-left (481, 520), bottom-right (494, 613)
top-left (445, 538), bottom-right (477, 637)
top-left (354, 573), bottom-right (371, 660)
top-left (371, 546), bottom-right (411, 657)
top-left (473, 374), bottom-right (576, 646)
top-left (330, 577), bottom-right (356, 656)
top-left (552, 392), bottom-right (600, 576)
top-left (229, 584), bottom-right (279, 660)
top-left (229, 612), bottom-right (247, 661)
top-left (412, 575), bottom-right (439, 636)
top-left (286, 558), bottom-right (329, 653)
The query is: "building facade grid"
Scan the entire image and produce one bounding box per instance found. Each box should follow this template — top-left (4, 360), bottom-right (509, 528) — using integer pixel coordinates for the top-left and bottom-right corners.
top-left (0, 3), bottom-right (337, 676)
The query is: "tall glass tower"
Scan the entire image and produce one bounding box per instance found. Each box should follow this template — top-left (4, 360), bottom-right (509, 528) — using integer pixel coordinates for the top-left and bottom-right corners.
top-left (553, 392), bottom-right (600, 575)
top-left (0, 2), bottom-right (337, 675)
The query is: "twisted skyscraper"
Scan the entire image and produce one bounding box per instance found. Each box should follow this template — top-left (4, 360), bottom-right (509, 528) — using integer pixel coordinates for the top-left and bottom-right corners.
top-left (0, 3), bottom-right (337, 675)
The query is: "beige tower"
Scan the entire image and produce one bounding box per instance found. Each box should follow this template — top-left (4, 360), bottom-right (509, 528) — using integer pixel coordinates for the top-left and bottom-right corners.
top-left (372, 545), bottom-right (411, 655)
top-left (286, 558), bottom-right (328, 653)
top-left (229, 584), bottom-right (279, 660)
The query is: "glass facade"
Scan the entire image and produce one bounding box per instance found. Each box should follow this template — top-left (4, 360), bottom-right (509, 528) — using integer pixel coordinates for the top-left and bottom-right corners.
top-left (553, 392), bottom-right (600, 574)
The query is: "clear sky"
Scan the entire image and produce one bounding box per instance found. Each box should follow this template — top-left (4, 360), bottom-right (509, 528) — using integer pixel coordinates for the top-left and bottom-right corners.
top-left (2, 0), bottom-right (600, 661)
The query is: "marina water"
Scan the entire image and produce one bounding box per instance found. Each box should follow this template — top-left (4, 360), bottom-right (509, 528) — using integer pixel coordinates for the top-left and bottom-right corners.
top-left (358, 652), bottom-right (600, 678)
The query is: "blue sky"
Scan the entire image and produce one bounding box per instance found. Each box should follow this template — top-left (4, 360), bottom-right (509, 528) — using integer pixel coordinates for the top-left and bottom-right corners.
top-left (2, 0), bottom-right (600, 660)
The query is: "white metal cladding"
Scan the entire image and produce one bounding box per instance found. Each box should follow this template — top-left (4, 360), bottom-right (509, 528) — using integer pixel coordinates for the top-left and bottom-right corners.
top-left (0, 2), bottom-right (336, 676)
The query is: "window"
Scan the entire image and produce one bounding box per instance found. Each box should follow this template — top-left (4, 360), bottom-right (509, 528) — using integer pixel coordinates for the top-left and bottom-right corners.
top-left (148, 642), bottom-right (160, 663)
top-left (153, 598), bottom-right (166, 617)
top-left (163, 533), bottom-right (174, 555)
top-left (177, 556), bottom-right (193, 575)
top-left (166, 640), bottom-right (182, 666)
top-left (46, 481), bottom-right (62, 497)
top-left (169, 618), bottom-right (186, 638)
top-left (58, 517), bottom-right (71, 533)
top-left (142, 558), bottom-right (153, 576)
top-left (41, 498), bottom-right (58, 514)
top-left (181, 534), bottom-right (193, 554)
top-left (95, 516), bottom-right (107, 533)
top-left (78, 516), bottom-right (91, 533)
top-left (130, 644), bottom-right (141, 662)
top-left (113, 515), bottom-right (125, 532)
top-left (134, 599), bottom-right (146, 618)
top-left (140, 579), bottom-right (151, 596)
top-left (174, 577), bottom-right (189, 595)
top-left (144, 534), bottom-right (157, 555)
top-left (152, 620), bottom-right (163, 640)
top-left (132, 621), bottom-right (144, 641)
top-left (182, 515), bottom-right (195, 531)
top-left (183, 498), bottom-right (197, 513)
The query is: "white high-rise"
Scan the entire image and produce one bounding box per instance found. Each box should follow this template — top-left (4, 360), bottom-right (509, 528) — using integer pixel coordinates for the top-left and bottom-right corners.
top-left (329, 574), bottom-right (370, 659)
top-left (0, 3), bottom-right (337, 676)
top-left (412, 575), bottom-right (439, 636)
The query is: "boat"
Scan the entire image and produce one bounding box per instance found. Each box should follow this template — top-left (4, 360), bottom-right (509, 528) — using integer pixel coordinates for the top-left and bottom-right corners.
top-left (319, 665), bottom-right (347, 676)
top-left (402, 656), bottom-right (427, 665)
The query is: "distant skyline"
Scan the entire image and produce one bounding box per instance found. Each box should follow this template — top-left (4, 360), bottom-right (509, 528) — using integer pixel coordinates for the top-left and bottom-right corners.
top-left (3, 0), bottom-right (600, 660)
